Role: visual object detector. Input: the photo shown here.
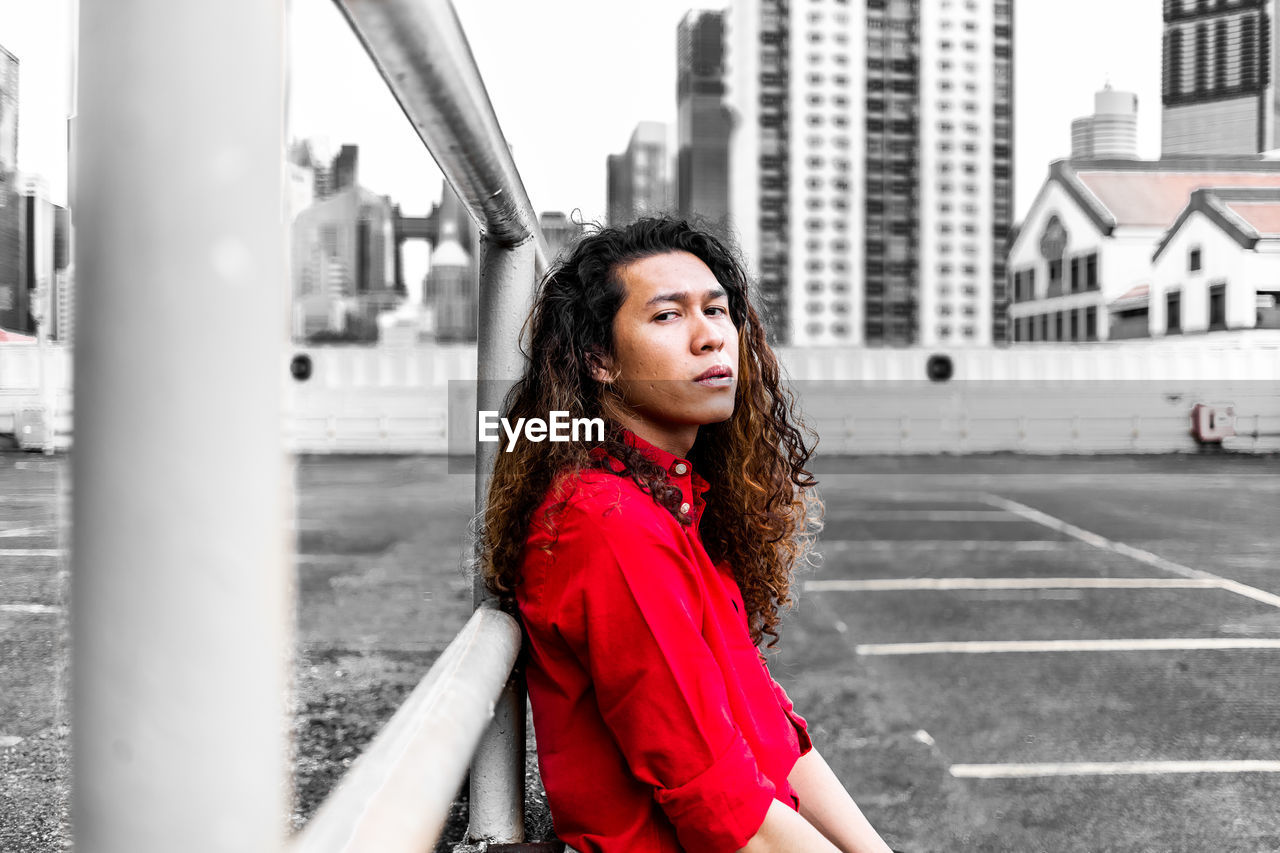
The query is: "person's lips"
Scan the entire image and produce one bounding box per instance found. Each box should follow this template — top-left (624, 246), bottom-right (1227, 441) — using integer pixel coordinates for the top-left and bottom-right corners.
top-left (693, 365), bottom-right (735, 386)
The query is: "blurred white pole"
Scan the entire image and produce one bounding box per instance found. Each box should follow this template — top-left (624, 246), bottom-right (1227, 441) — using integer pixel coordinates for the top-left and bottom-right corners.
top-left (71, 2), bottom-right (291, 852)
top-left (33, 276), bottom-right (48, 451)
top-left (468, 236), bottom-right (537, 844)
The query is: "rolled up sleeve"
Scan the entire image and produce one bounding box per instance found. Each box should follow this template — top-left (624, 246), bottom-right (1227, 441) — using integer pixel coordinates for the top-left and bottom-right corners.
top-left (552, 505), bottom-right (776, 852)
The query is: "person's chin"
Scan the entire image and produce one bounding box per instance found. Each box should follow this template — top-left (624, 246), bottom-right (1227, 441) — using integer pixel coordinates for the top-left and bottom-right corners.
top-left (699, 403), bottom-right (736, 425)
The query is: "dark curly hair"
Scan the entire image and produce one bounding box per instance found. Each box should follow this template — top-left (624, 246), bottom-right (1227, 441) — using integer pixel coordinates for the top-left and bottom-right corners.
top-left (479, 216), bottom-right (820, 647)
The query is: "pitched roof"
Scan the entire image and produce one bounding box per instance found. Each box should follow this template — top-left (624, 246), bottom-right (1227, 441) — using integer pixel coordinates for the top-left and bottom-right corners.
top-left (1152, 187), bottom-right (1280, 261)
top-left (1224, 200), bottom-right (1280, 236)
top-left (1048, 158), bottom-right (1280, 234)
top-left (1112, 283), bottom-right (1150, 305)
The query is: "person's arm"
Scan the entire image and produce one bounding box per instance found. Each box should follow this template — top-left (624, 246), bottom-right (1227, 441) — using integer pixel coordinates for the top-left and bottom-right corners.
top-left (787, 748), bottom-right (894, 853)
top-left (555, 503), bottom-right (779, 852)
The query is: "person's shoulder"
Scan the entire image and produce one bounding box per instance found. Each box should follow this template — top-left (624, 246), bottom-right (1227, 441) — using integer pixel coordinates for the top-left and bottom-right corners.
top-left (532, 466), bottom-right (672, 535)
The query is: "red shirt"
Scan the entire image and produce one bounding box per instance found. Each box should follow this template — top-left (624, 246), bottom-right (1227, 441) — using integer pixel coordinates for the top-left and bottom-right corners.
top-left (516, 429), bottom-right (813, 853)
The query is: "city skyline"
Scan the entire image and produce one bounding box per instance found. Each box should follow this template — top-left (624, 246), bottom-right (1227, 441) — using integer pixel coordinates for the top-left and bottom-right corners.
top-left (4, 1), bottom-right (1162, 222)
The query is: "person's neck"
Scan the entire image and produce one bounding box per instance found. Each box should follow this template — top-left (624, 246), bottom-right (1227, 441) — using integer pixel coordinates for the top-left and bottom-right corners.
top-left (615, 415), bottom-right (697, 459)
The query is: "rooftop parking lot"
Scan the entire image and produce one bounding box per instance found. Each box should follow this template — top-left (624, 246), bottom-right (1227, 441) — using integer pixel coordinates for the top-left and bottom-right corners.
top-left (2, 451), bottom-right (1277, 851)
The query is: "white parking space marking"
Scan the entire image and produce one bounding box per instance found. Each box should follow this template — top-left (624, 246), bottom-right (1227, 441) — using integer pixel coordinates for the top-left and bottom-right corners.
top-left (951, 760), bottom-right (1280, 779)
top-left (979, 493), bottom-right (1280, 611)
top-left (855, 638), bottom-right (1280, 656)
top-left (807, 577), bottom-right (1224, 593)
top-left (832, 511), bottom-right (1025, 522)
top-left (0, 549), bottom-right (63, 557)
top-left (819, 540), bottom-right (1076, 552)
top-left (0, 527), bottom-right (54, 538)
top-left (0, 603), bottom-right (62, 615)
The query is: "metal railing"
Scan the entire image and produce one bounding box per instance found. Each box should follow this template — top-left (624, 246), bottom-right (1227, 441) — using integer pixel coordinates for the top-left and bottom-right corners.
top-left (289, 605), bottom-right (522, 853)
top-left (72, 0), bottom-right (543, 850)
top-left (324, 0), bottom-right (546, 846)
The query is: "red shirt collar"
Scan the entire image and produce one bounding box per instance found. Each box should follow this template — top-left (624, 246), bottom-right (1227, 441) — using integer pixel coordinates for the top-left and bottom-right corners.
top-left (589, 428), bottom-right (711, 508)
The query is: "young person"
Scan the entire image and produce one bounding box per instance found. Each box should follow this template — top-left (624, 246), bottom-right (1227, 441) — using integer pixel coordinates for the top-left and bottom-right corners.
top-left (481, 218), bottom-right (894, 853)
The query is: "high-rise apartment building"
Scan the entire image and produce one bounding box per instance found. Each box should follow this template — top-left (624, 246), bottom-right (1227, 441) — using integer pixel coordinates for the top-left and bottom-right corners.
top-left (1161, 0), bottom-right (1275, 156)
top-left (291, 147), bottom-right (399, 340)
top-left (1072, 84), bottom-right (1140, 160)
top-left (677, 11), bottom-right (733, 233)
top-left (0, 44), bottom-right (21, 332)
top-left (727, 0), bottom-right (1013, 346)
top-left (606, 121), bottom-right (673, 226)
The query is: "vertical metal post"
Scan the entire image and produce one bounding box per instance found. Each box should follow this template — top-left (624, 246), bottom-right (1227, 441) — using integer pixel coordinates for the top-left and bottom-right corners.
top-left (71, 3), bottom-right (291, 852)
top-left (469, 235), bottom-right (537, 844)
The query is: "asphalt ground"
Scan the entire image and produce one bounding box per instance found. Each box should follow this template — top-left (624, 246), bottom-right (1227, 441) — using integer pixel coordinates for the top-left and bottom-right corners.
top-left (1, 451), bottom-right (1277, 851)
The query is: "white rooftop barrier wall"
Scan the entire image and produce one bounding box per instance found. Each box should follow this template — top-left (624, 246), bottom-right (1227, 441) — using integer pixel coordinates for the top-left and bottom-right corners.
top-left (3, 336), bottom-right (1278, 454)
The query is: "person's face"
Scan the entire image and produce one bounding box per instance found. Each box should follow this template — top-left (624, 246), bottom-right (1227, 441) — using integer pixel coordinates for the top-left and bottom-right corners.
top-left (591, 251), bottom-right (740, 457)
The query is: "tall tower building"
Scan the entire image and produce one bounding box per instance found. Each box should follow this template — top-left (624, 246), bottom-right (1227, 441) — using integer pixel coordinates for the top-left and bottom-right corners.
top-left (1072, 84), bottom-right (1140, 159)
top-left (726, 0), bottom-right (790, 340)
top-left (606, 121), bottom-right (673, 226)
top-left (728, 0), bottom-right (1013, 347)
top-left (677, 11), bottom-right (733, 232)
top-left (0, 44), bottom-right (21, 332)
top-left (1161, 0), bottom-right (1275, 156)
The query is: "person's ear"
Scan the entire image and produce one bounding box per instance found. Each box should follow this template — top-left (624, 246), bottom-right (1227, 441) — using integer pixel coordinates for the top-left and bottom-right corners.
top-left (586, 350), bottom-right (616, 384)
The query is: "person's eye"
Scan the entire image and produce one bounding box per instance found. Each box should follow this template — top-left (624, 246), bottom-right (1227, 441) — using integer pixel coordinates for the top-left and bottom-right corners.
top-left (654, 310), bottom-right (679, 322)
top-left (705, 305), bottom-right (728, 317)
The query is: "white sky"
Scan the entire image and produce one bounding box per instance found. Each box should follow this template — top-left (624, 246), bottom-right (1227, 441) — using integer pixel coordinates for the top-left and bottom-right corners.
top-left (3, 0), bottom-right (1162, 223)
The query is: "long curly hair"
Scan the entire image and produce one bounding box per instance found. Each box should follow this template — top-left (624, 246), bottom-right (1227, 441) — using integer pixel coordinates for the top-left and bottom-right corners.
top-left (479, 217), bottom-right (820, 647)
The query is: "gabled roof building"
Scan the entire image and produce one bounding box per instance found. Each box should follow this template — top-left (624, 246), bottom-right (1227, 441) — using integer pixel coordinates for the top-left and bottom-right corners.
top-left (1007, 157), bottom-right (1280, 343)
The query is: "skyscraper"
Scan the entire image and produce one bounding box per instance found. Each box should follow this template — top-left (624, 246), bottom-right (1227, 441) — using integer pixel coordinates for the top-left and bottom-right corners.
top-left (291, 147), bottom-right (400, 341)
top-left (0, 44), bottom-right (21, 332)
top-left (727, 0), bottom-right (1013, 346)
top-left (677, 11), bottom-right (732, 233)
top-left (1161, 0), bottom-right (1275, 156)
top-left (1072, 84), bottom-right (1140, 160)
top-left (605, 121), bottom-right (673, 226)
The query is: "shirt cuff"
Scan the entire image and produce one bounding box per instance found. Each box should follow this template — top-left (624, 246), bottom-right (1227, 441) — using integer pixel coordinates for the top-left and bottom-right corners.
top-left (652, 733), bottom-right (777, 853)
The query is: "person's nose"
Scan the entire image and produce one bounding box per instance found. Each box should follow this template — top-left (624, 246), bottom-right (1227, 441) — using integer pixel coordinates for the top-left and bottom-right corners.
top-left (691, 311), bottom-right (725, 353)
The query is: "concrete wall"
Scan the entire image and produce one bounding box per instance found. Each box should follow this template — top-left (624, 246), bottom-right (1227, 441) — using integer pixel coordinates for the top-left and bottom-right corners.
top-left (3, 339), bottom-right (1278, 455)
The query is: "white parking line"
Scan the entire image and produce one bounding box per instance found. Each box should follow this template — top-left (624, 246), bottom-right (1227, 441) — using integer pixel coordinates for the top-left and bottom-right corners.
top-left (951, 760), bottom-right (1280, 779)
top-left (0, 549), bottom-right (63, 557)
top-left (831, 511), bottom-right (1025, 522)
top-left (806, 577), bottom-right (1224, 593)
top-left (819, 540), bottom-right (1076, 552)
top-left (0, 527), bottom-right (54, 538)
top-left (855, 638), bottom-right (1280, 656)
top-left (0, 603), bottom-right (62, 615)
top-left (979, 493), bottom-right (1280, 611)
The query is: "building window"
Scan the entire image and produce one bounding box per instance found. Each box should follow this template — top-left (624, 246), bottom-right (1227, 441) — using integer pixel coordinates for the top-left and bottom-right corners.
top-left (1086, 306), bottom-right (1098, 341)
top-left (1208, 281), bottom-right (1227, 330)
top-left (1086, 253), bottom-right (1099, 290)
top-left (1166, 290), bottom-right (1181, 333)
top-left (1189, 247), bottom-right (1202, 273)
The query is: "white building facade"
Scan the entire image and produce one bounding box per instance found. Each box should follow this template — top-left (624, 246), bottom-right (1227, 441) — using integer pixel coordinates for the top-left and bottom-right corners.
top-left (1009, 158), bottom-right (1280, 343)
top-left (1149, 187), bottom-right (1280, 336)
